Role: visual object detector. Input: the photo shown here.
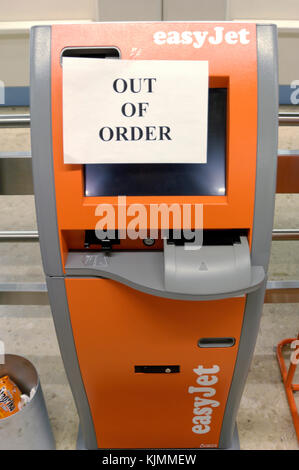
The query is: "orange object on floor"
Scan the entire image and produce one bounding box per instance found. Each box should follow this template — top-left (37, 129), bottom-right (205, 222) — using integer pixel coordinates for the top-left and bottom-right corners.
top-left (0, 375), bottom-right (22, 419)
top-left (277, 333), bottom-right (299, 444)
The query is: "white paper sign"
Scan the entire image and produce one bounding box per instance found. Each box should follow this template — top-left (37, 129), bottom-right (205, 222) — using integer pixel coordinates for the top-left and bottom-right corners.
top-left (62, 58), bottom-right (208, 164)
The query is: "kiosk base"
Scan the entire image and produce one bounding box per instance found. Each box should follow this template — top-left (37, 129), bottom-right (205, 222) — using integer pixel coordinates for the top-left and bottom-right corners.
top-left (76, 425), bottom-right (240, 450)
top-left (76, 425), bottom-right (86, 450)
top-left (228, 426), bottom-right (240, 450)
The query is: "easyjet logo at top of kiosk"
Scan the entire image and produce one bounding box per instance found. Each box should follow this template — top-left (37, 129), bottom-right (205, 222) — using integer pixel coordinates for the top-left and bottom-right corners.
top-left (153, 27), bottom-right (250, 48)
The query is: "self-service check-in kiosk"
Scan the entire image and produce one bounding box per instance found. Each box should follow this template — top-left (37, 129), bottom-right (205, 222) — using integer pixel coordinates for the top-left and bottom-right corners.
top-left (30, 22), bottom-right (278, 449)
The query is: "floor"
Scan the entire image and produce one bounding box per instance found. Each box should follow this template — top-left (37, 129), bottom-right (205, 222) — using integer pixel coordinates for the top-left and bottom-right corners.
top-left (0, 106), bottom-right (299, 449)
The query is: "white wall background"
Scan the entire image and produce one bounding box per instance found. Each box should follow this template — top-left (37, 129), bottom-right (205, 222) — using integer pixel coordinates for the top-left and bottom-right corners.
top-left (0, 0), bottom-right (96, 21)
top-left (228, 0), bottom-right (299, 20)
top-left (0, 0), bottom-right (298, 94)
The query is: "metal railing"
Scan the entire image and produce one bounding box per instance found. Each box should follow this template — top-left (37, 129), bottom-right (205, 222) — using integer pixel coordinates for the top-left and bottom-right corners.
top-left (1, 110), bottom-right (299, 303)
top-left (0, 114), bottom-right (31, 128)
top-left (0, 230), bottom-right (39, 240)
top-left (278, 112), bottom-right (299, 126)
top-left (0, 112), bottom-right (299, 128)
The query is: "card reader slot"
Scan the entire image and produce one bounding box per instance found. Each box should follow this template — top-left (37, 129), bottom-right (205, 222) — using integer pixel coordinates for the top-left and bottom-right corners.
top-left (198, 337), bottom-right (236, 348)
top-left (135, 365), bottom-right (180, 374)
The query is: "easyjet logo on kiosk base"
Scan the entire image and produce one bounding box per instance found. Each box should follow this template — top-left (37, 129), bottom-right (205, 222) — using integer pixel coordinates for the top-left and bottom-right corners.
top-left (188, 365), bottom-right (220, 443)
top-left (153, 26), bottom-right (250, 48)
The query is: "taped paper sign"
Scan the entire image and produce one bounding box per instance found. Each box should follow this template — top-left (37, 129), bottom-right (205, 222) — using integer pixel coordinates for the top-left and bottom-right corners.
top-left (62, 58), bottom-right (208, 164)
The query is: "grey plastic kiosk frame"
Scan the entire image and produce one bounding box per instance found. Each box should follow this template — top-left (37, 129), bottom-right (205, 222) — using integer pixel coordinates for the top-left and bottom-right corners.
top-left (30, 24), bottom-right (278, 449)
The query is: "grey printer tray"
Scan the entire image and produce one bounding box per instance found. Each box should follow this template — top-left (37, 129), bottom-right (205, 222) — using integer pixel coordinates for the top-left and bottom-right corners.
top-left (65, 238), bottom-right (265, 301)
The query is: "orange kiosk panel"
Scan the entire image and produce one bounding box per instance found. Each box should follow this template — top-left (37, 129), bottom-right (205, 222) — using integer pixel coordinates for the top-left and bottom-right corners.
top-left (30, 22), bottom-right (278, 449)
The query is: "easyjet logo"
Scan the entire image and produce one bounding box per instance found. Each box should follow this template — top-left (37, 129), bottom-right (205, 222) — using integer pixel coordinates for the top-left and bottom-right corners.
top-left (188, 365), bottom-right (220, 435)
top-left (153, 27), bottom-right (250, 48)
